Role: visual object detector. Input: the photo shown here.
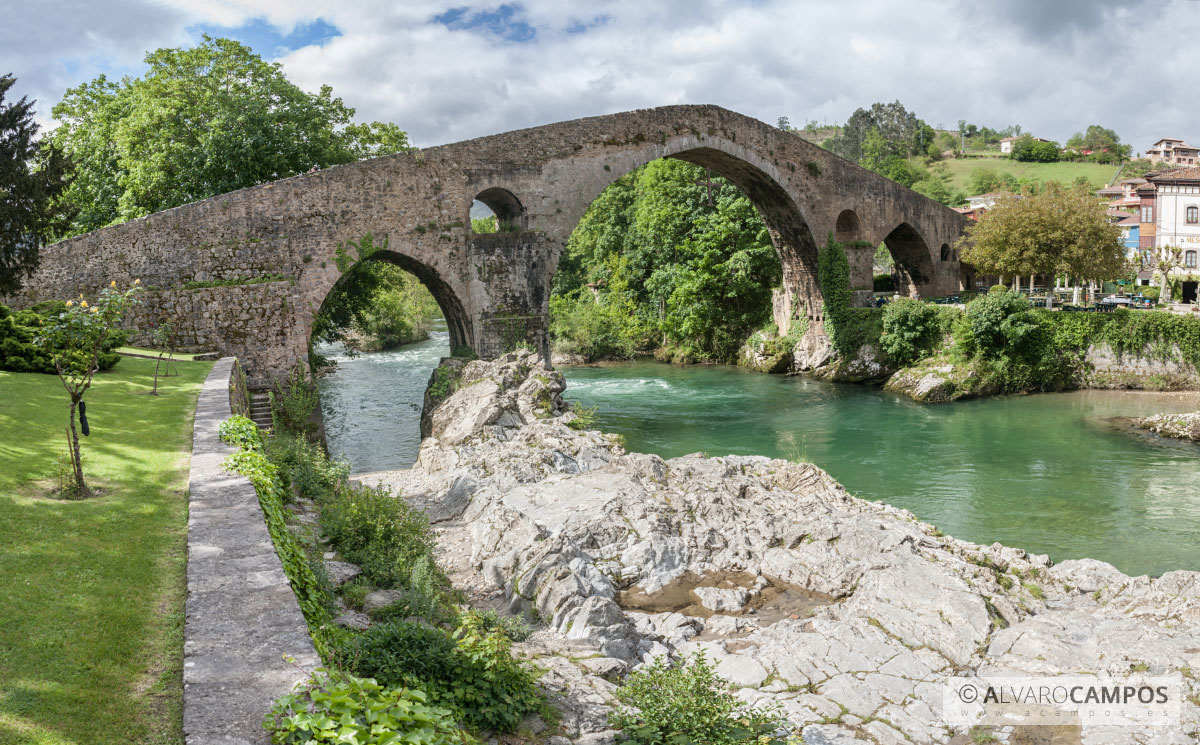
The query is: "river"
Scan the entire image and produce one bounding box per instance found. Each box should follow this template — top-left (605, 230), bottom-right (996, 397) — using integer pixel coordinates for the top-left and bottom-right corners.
top-left (319, 334), bottom-right (1200, 577)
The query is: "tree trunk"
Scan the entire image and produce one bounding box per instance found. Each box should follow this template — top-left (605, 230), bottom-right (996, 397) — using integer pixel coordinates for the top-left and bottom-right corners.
top-left (1161, 273), bottom-right (1171, 303)
top-left (1072, 282), bottom-right (1081, 305)
top-left (152, 354), bottom-right (161, 395)
top-left (1013, 276), bottom-right (1021, 292)
top-left (67, 398), bottom-right (88, 497)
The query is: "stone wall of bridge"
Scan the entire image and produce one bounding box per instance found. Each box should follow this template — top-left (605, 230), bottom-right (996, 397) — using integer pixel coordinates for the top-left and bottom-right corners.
top-left (6, 104), bottom-right (968, 388)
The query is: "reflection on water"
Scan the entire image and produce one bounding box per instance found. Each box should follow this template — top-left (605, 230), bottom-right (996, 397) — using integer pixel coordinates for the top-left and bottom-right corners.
top-left (316, 339), bottom-right (1200, 577)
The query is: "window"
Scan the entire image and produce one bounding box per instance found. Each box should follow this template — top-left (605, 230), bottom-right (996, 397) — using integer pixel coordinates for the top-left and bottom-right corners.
top-left (1187, 251), bottom-right (1198, 269)
top-left (1188, 206), bottom-right (1199, 224)
top-left (1142, 206), bottom-right (1155, 223)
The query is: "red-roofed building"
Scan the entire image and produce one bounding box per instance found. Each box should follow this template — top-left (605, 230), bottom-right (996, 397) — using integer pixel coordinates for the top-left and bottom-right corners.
top-left (1146, 138), bottom-right (1200, 166)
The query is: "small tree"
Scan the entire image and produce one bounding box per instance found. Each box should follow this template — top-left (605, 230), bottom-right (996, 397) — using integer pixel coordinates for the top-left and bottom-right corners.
top-left (150, 318), bottom-right (174, 394)
top-left (1139, 244), bottom-right (1184, 302)
top-left (36, 280), bottom-right (141, 497)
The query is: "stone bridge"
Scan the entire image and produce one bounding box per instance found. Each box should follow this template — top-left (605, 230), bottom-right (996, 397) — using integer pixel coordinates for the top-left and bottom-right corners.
top-left (9, 105), bottom-right (967, 387)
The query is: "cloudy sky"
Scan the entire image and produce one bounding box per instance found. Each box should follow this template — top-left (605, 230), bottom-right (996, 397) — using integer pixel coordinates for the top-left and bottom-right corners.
top-left (2, 0), bottom-right (1196, 152)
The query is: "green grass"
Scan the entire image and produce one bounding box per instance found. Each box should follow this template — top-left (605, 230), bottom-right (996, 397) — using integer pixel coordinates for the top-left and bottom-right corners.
top-left (919, 157), bottom-right (1120, 191)
top-left (0, 356), bottom-right (213, 745)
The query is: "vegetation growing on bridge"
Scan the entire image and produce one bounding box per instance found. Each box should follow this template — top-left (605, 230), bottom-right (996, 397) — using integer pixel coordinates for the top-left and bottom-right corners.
top-left (550, 159), bottom-right (781, 363)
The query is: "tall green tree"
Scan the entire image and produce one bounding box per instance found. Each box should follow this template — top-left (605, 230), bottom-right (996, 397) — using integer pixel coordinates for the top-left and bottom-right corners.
top-left (0, 74), bottom-right (74, 294)
top-left (825, 101), bottom-right (933, 165)
top-left (50, 36), bottom-right (411, 235)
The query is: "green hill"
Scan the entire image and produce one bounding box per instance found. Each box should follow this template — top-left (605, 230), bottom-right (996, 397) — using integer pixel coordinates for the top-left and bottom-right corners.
top-left (926, 157), bottom-right (1121, 193)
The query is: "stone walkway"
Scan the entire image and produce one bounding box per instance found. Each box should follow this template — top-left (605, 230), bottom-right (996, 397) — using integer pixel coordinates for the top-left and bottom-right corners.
top-left (183, 358), bottom-right (319, 745)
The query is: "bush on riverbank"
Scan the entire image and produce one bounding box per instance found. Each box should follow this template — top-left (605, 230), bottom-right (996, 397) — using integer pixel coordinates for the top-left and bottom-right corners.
top-left (877, 292), bottom-right (1200, 400)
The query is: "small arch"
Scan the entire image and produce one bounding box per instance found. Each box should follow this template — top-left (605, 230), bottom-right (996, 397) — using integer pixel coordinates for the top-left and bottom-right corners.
top-left (835, 209), bottom-right (862, 243)
top-left (315, 248), bottom-right (472, 355)
top-left (472, 187), bottom-right (525, 232)
top-left (940, 244), bottom-right (951, 262)
top-left (881, 222), bottom-right (937, 297)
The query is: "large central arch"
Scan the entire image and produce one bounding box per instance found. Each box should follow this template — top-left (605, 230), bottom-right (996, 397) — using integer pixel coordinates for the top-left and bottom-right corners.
top-left (8, 104), bottom-right (969, 387)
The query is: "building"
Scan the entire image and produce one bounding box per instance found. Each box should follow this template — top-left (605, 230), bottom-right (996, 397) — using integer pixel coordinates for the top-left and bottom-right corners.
top-left (1137, 168), bottom-right (1200, 302)
top-left (1116, 213), bottom-right (1140, 253)
top-left (999, 136), bottom-right (1051, 154)
top-left (965, 192), bottom-right (1004, 210)
top-left (1145, 138), bottom-right (1200, 166)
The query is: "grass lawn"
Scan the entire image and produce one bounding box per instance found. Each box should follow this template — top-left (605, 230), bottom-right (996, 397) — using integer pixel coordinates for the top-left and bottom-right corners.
top-left (0, 356), bottom-right (213, 745)
top-left (924, 157), bottom-right (1121, 191)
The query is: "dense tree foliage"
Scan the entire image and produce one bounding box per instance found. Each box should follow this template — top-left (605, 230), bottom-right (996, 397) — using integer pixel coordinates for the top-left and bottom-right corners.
top-left (1009, 135), bottom-right (1062, 163)
top-left (1064, 125), bottom-right (1131, 162)
top-left (955, 183), bottom-right (1126, 287)
top-left (824, 101), bottom-right (934, 164)
top-left (551, 160), bottom-right (781, 363)
top-left (50, 37), bottom-right (411, 236)
top-left (816, 101), bottom-right (962, 206)
top-left (0, 74), bottom-right (74, 294)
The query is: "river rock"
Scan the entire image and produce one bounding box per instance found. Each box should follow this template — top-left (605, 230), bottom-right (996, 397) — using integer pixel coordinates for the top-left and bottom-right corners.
top-left (323, 560), bottom-right (362, 586)
top-left (356, 349), bottom-right (1200, 744)
top-left (362, 589), bottom-right (407, 614)
top-left (1132, 410), bottom-right (1200, 441)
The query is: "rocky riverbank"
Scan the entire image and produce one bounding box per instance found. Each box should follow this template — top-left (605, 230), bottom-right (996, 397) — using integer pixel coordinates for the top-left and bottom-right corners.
top-left (359, 350), bottom-right (1200, 745)
top-left (1132, 411), bottom-right (1200, 442)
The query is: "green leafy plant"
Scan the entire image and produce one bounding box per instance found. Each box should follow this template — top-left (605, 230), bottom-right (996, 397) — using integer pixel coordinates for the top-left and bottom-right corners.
top-left (265, 432), bottom-right (349, 504)
top-left (34, 280), bottom-right (142, 497)
top-left (270, 365), bottom-right (320, 439)
top-left (610, 652), bottom-right (789, 745)
top-left (218, 414), bottom-right (261, 451)
top-left (344, 612), bottom-right (548, 735)
top-left (264, 668), bottom-right (471, 745)
top-left (567, 403), bottom-right (599, 431)
top-left (881, 298), bottom-right (943, 366)
top-left (319, 481), bottom-right (449, 596)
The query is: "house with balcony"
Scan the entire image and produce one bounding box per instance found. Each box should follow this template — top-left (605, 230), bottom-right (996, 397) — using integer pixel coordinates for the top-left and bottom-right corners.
top-left (1146, 138), bottom-right (1200, 166)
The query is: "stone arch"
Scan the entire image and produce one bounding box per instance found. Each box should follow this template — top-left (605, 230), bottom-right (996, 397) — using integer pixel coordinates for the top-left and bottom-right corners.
top-left (940, 243), bottom-right (951, 262)
top-left (472, 187), bottom-right (525, 232)
top-left (313, 248), bottom-right (472, 354)
top-left (835, 209), bottom-right (863, 243)
top-left (881, 222), bottom-right (938, 298)
top-left (553, 141), bottom-right (823, 331)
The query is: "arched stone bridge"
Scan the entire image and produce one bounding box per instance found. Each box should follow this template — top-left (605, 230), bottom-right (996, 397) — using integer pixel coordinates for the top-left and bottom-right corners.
top-left (11, 105), bottom-right (967, 387)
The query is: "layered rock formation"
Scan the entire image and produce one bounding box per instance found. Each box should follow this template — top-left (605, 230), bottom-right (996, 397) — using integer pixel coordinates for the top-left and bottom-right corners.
top-left (360, 350), bottom-right (1200, 744)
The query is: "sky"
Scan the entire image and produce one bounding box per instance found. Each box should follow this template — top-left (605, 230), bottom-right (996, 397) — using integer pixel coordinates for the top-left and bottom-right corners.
top-left (2, 0), bottom-right (1198, 153)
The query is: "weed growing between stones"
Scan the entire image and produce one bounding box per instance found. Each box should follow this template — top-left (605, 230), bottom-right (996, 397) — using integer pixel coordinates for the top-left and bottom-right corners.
top-left (609, 651), bottom-right (790, 745)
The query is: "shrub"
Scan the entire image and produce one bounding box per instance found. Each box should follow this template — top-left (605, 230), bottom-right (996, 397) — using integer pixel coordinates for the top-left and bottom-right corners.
top-left (270, 366), bottom-right (320, 438)
top-left (872, 273), bottom-right (894, 293)
top-left (549, 291), bottom-right (646, 361)
top-left (0, 301), bottom-right (123, 374)
top-left (345, 612), bottom-right (547, 734)
top-left (1140, 286), bottom-right (1160, 302)
top-left (264, 668), bottom-right (470, 745)
top-left (265, 433), bottom-right (349, 504)
top-left (962, 291), bottom-right (1038, 359)
top-left (609, 652), bottom-right (788, 745)
top-left (471, 608), bottom-right (534, 642)
top-left (881, 298), bottom-right (944, 365)
top-left (320, 481), bottom-right (449, 594)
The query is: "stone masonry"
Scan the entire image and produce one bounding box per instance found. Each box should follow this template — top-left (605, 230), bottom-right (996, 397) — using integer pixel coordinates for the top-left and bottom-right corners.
top-left (7, 105), bottom-right (967, 387)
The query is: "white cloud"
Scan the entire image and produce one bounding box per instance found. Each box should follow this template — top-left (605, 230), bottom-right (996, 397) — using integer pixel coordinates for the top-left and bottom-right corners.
top-left (2, 0), bottom-right (1198, 154)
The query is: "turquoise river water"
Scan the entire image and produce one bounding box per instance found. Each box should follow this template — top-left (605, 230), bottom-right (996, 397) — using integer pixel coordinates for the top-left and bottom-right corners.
top-left (318, 331), bottom-right (1200, 578)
